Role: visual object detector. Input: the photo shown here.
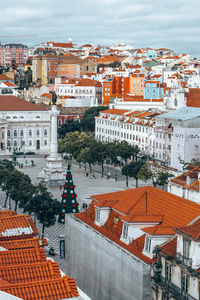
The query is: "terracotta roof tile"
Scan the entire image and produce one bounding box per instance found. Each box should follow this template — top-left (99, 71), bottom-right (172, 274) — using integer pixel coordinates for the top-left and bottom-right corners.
top-left (76, 186), bottom-right (200, 263)
top-left (0, 260), bottom-right (61, 284)
top-left (0, 214), bottom-right (38, 241)
top-left (175, 219), bottom-right (200, 240)
top-left (0, 276), bottom-right (79, 300)
top-left (160, 237), bottom-right (177, 257)
top-left (0, 237), bottom-right (47, 250)
top-left (0, 96), bottom-right (48, 111)
top-left (0, 247), bottom-right (46, 267)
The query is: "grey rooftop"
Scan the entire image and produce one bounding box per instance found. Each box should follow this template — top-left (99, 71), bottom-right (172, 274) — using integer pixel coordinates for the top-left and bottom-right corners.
top-left (157, 107), bottom-right (200, 121)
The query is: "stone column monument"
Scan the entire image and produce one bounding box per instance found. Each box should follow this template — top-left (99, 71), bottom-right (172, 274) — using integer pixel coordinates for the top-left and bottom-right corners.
top-left (38, 92), bottom-right (65, 186)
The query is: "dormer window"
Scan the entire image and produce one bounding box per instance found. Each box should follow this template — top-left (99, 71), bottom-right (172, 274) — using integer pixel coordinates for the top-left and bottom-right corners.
top-left (96, 209), bottom-right (100, 222)
top-left (122, 224), bottom-right (128, 239)
top-left (145, 236), bottom-right (151, 252)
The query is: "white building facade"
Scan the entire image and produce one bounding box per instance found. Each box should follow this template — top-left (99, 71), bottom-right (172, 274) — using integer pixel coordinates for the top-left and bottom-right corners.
top-left (155, 107), bottom-right (200, 170)
top-left (95, 109), bottom-right (159, 156)
top-left (0, 96), bottom-right (51, 154)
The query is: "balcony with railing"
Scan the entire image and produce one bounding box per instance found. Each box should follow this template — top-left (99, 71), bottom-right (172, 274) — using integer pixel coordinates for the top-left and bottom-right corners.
top-left (152, 275), bottom-right (196, 300)
top-left (176, 252), bottom-right (192, 267)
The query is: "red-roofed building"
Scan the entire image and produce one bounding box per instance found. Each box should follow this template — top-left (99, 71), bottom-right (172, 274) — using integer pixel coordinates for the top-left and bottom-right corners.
top-left (152, 217), bottom-right (200, 299)
top-left (0, 210), bottom-right (80, 300)
top-left (95, 108), bottom-right (160, 155)
top-left (0, 95), bottom-right (51, 154)
top-left (65, 186), bottom-right (200, 300)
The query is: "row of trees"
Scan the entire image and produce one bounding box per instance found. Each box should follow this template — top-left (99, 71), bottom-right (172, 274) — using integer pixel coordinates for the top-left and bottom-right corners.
top-left (0, 160), bottom-right (61, 238)
top-left (59, 131), bottom-right (172, 188)
top-left (122, 160), bottom-right (172, 188)
top-left (59, 131), bottom-right (140, 176)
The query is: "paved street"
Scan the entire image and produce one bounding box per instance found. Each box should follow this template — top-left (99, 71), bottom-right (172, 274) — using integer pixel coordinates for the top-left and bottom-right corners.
top-left (0, 155), bottom-right (153, 272)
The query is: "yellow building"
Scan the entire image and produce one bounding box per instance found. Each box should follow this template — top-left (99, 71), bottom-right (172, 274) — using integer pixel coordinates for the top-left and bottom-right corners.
top-left (129, 73), bottom-right (145, 96)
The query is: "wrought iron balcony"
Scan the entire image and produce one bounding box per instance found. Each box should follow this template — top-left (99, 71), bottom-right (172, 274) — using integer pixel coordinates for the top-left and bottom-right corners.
top-left (152, 275), bottom-right (196, 300)
top-left (176, 252), bottom-right (192, 267)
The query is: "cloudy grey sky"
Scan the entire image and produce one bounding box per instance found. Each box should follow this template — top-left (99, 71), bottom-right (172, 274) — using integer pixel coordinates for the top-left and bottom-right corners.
top-left (1, 0), bottom-right (200, 56)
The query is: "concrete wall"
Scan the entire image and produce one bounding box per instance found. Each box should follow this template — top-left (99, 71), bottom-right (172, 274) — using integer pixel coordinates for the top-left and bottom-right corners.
top-left (65, 215), bottom-right (152, 300)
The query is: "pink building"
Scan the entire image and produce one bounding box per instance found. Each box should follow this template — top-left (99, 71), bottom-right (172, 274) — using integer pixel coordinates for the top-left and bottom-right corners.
top-left (0, 44), bottom-right (28, 66)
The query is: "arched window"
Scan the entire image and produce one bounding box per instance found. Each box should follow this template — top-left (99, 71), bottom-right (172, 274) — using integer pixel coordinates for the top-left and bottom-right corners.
top-left (29, 140), bottom-right (32, 146)
top-left (44, 129), bottom-right (47, 136)
top-left (37, 130), bottom-right (40, 136)
top-left (14, 140), bottom-right (17, 147)
top-left (14, 130), bottom-right (17, 137)
top-left (7, 130), bottom-right (10, 137)
top-left (20, 130), bottom-right (23, 137)
top-left (29, 130), bottom-right (32, 137)
top-left (7, 141), bottom-right (10, 147)
top-left (36, 116), bottom-right (40, 119)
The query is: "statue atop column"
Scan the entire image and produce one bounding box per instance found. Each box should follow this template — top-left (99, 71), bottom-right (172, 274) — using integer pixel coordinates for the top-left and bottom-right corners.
top-left (37, 91), bottom-right (64, 186)
top-left (51, 92), bottom-right (57, 105)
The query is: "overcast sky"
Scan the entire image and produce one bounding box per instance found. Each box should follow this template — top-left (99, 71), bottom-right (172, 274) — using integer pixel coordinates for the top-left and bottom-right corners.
top-left (1, 0), bottom-right (200, 57)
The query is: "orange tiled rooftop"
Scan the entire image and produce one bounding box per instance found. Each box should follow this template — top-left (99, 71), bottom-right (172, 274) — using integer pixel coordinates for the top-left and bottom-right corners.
top-left (0, 211), bottom-right (79, 299)
top-left (76, 186), bottom-right (200, 264)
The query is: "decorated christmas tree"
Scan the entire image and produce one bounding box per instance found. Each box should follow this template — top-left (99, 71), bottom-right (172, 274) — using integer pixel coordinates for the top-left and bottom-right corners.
top-left (58, 163), bottom-right (79, 224)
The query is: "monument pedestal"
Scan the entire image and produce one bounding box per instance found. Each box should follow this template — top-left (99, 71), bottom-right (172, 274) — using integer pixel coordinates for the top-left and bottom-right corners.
top-left (38, 104), bottom-right (65, 186)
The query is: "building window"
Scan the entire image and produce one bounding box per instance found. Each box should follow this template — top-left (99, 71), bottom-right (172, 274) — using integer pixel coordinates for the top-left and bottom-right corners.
top-left (44, 140), bottom-right (47, 146)
top-left (29, 130), bottom-right (32, 137)
top-left (20, 130), bottom-right (23, 137)
top-left (37, 130), bottom-right (40, 136)
top-left (145, 236), bottom-right (151, 252)
top-left (181, 272), bottom-right (188, 294)
top-left (14, 130), bottom-right (17, 137)
top-left (14, 140), bottom-right (17, 147)
top-left (29, 140), bottom-right (32, 146)
top-left (165, 262), bottom-right (171, 282)
top-left (122, 224), bottom-right (128, 238)
top-left (7, 130), bottom-right (10, 137)
top-left (96, 209), bottom-right (100, 222)
top-left (44, 129), bottom-right (47, 136)
top-left (183, 239), bottom-right (190, 259)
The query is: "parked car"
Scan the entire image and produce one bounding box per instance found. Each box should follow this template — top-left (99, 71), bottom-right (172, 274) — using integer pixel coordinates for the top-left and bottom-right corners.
top-left (25, 151), bottom-right (35, 155)
top-left (16, 151), bottom-right (24, 155)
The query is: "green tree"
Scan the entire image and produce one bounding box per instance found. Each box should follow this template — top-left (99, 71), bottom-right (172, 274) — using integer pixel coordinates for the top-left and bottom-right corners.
top-left (9, 171), bottom-right (32, 211)
top-left (122, 160), bottom-right (145, 187)
top-left (77, 146), bottom-right (97, 173)
top-left (81, 106), bottom-right (108, 132)
top-left (138, 163), bottom-right (172, 188)
top-left (105, 142), bottom-right (118, 165)
top-left (58, 119), bottom-right (81, 138)
top-left (33, 184), bottom-right (61, 238)
top-left (0, 160), bottom-right (16, 207)
top-left (117, 141), bottom-right (139, 164)
top-left (59, 131), bottom-right (95, 160)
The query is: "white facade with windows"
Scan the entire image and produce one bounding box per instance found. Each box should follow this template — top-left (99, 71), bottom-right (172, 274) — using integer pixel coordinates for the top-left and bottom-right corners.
top-left (95, 109), bottom-right (159, 156)
top-left (155, 107), bottom-right (200, 170)
top-left (3, 111), bottom-right (51, 153)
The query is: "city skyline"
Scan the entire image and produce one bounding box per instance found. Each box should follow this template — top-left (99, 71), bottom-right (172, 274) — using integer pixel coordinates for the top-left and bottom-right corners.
top-left (1, 0), bottom-right (200, 57)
